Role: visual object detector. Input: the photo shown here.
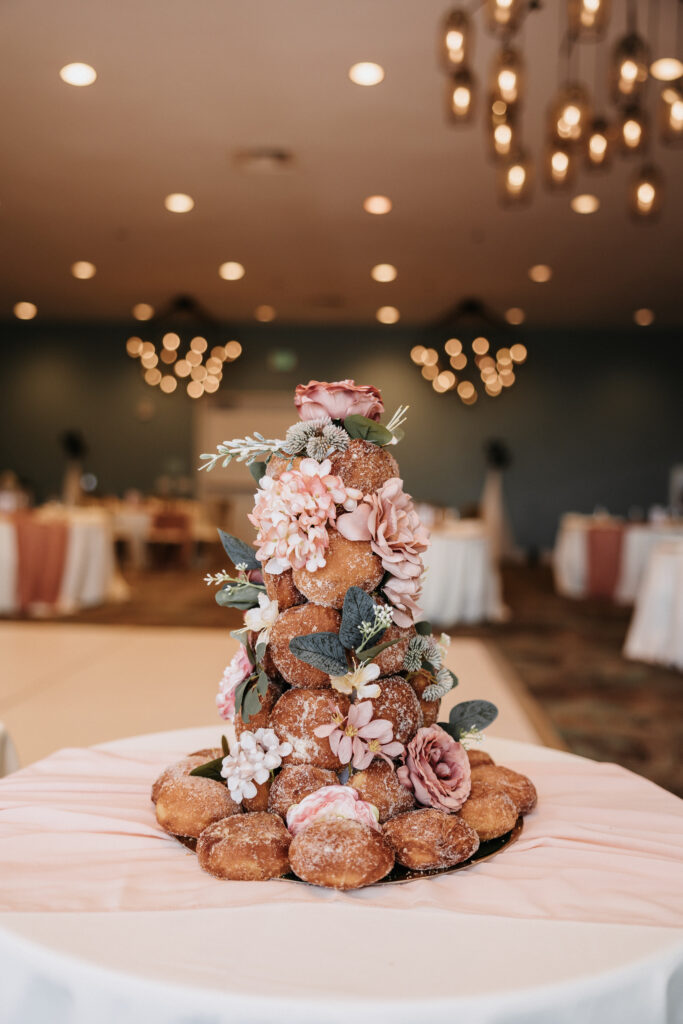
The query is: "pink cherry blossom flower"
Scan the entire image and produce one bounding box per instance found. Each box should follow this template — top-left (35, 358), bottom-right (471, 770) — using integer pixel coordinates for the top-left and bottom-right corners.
top-left (294, 380), bottom-right (384, 422)
top-left (248, 458), bottom-right (362, 575)
top-left (286, 784), bottom-right (381, 836)
top-left (216, 646), bottom-right (252, 720)
top-left (314, 700), bottom-right (404, 770)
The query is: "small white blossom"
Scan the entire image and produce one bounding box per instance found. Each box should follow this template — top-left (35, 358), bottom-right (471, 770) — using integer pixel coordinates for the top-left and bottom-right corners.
top-left (330, 661), bottom-right (381, 699)
top-left (244, 594), bottom-right (279, 645)
top-left (220, 728), bottom-right (292, 803)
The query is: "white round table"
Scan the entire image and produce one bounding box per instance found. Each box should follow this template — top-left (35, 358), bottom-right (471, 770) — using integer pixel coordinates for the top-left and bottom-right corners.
top-left (0, 728), bottom-right (681, 1024)
top-left (624, 539), bottom-right (683, 670)
top-left (421, 521), bottom-right (505, 626)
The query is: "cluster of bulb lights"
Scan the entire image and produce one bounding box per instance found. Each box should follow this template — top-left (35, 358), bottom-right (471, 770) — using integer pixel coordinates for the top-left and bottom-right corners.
top-left (440, 0), bottom-right (682, 218)
top-left (409, 337), bottom-right (527, 405)
top-left (125, 334), bottom-right (242, 398)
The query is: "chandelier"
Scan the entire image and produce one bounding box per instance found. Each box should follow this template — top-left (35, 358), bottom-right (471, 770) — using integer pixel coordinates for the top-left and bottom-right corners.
top-left (124, 295), bottom-right (242, 398)
top-left (439, 0), bottom-right (682, 218)
top-left (410, 298), bottom-right (527, 404)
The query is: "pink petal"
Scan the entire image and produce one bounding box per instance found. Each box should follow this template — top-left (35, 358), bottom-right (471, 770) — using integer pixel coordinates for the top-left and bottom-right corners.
top-left (381, 741), bottom-right (405, 758)
top-left (336, 504), bottom-right (373, 542)
top-left (358, 719), bottom-right (393, 741)
top-left (314, 723), bottom-right (336, 738)
top-left (351, 701), bottom-right (374, 727)
top-left (337, 734), bottom-right (353, 764)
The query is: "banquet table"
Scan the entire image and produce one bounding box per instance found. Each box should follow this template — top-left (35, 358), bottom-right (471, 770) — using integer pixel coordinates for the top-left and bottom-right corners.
top-left (1, 728), bottom-right (682, 1024)
top-left (421, 520), bottom-right (505, 626)
top-left (624, 539), bottom-right (683, 671)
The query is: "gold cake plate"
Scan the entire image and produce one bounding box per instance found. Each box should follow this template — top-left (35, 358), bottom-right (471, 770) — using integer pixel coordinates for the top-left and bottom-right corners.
top-left (174, 816), bottom-right (523, 886)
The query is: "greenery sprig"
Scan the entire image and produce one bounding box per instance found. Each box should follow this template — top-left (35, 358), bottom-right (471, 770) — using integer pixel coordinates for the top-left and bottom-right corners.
top-left (199, 433), bottom-right (287, 472)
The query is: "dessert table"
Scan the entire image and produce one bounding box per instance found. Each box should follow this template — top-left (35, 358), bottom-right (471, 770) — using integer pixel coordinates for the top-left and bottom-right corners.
top-left (421, 520), bottom-right (505, 625)
top-left (1, 728), bottom-right (681, 1024)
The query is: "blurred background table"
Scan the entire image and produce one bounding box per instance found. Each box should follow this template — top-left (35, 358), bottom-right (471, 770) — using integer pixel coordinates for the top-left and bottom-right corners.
top-left (421, 519), bottom-right (505, 626)
top-left (624, 539), bottom-right (683, 671)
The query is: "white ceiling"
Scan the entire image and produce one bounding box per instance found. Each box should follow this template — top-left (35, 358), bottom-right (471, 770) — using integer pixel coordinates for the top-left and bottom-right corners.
top-left (0, 0), bottom-right (681, 326)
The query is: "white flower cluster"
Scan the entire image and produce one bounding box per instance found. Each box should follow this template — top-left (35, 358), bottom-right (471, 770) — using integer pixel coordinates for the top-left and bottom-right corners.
top-left (221, 728), bottom-right (293, 803)
top-left (403, 632), bottom-right (454, 700)
top-left (357, 604), bottom-right (394, 650)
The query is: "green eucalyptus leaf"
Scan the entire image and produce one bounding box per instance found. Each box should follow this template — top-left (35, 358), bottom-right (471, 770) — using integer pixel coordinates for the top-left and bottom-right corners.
top-left (288, 632), bottom-right (348, 675)
top-left (343, 414), bottom-right (394, 446)
top-left (449, 700), bottom-right (498, 735)
top-left (256, 670), bottom-right (269, 696)
top-left (249, 461), bottom-right (268, 484)
top-left (215, 583), bottom-right (263, 610)
top-left (221, 735), bottom-right (230, 756)
top-left (189, 756), bottom-right (224, 782)
top-left (415, 620), bottom-right (433, 636)
top-left (231, 627), bottom-right (250, 647)
top-left (339, 587), bottom-right (380, 650)
top-left (435, 721), bottom-right (460, 742)
top-left (447, 669), bottom-right (459, 689)
top-left (217, 529), bottom-right (261, 571)
top-left (233, 676), bottom-right (251, 718)
top-left (255, 639), bottom-right (267, 664)
top-left (241, 681), bottom-right (263, 723)
top-left (362, 636), bottom-right (401, 662)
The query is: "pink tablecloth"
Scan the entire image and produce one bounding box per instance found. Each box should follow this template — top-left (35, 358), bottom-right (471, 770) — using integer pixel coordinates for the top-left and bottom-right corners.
top-left (1, 729), bottom-right (682, 929)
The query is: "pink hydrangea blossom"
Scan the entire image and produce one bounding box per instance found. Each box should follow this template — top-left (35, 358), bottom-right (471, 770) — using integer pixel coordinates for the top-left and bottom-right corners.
top-left (286, 784), bottom-right (381, 836)
top-left (248, 458), bottom-right (362, 574)
top-left (336, 478), bottom-right (430, 625)
top-left (216, 646), bottom-right (252, 720)
top-left (397, 725), bottom-right (471, 812)
top-left (314, 700), bottom-right (404, 771)
top-left (294, 380), bottom-right (384, 422)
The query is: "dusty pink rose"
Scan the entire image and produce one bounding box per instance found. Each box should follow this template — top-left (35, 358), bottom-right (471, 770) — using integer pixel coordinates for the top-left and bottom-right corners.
top-left (216, 646), bottom-right (252, 720)
top-left (294, 380), bottom-right (384, 422)
top-left (337, 478), bottom-right (429, 625)
top-left (286, 784), bottom-right (381, 836)
top-left (397, 725), bottom-right (471, 812)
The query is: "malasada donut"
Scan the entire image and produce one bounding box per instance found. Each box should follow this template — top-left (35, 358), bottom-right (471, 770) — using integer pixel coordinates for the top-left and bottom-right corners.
top-left (383, 808), bottom-right (480, 870)
top-left (153, 761), bottom-right (241, 838)
top-left (407, 670), bottom-right (441, 727)
top-left (265, 454), bottom-right (303, 480)
top-left (289, 818), bottom-right (394, 890)
top-left (269, 689), bottom-right (350, 769)
top-left (151, 750), bottom-right (220, 804)
top-left (264, 568), bottom-right (305, 610)
top-left (292, 532), bottom-right (383, 609)
top-left (328, 439), bottom-right (399, 495)
top-left (268, 764), bottom-right (339, 819)
top-left (366, 605), bottom-right (415, 677)
top-left (234, 679), bottom-right (284, 739)
top-left (371, 675), bottom-right (423, 745)
top-left (268, 603), bottom-right (341, 687)
top-left (470, 764), bottom-right (537, 816)
top-left (348, 760), bottom-right (415, 823)
top-left (458, 779), bottom-right (518, 840)
top-left (197, 812), bottom-right (291, 880)
top-left (467, 748), bottom-right (495, 768)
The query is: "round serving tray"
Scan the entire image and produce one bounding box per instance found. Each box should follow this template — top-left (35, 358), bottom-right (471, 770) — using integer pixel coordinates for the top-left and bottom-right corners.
top-left (174, 816), bottom-right (523, 886)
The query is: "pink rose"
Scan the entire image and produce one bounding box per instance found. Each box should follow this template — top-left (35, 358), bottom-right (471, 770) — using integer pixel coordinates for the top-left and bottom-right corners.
top-left (294, 380), bottom-right (384, 422)
top-left (216, 646), bottom-right (252, 720)
top-left (286, 784), bottom-right (381, 836)
top-left (397, 726), bottom-right (471, 812)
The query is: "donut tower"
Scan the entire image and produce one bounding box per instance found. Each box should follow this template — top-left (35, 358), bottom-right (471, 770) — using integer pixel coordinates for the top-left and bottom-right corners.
top-left (152, 380), bottom-right (537, 889)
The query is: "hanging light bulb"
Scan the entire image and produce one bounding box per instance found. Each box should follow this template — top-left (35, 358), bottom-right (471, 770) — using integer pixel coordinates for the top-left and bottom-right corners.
top-left (440, 9), bottom-right (472, 70)
top-left (568, 0), bottom-right (611, 37)
top-left (545, 140), bottom-right (576, 189)
top-left (499, 151), bottom-right (533, 204)
top-left (619, 105), bottom-right (648, 153)
top-left (659, 85), bottom-right (683, 144)
top-left (447, 68), bottom-right (476, 122)
top-left (550, 83), bottom-right (591, 141)
top-left (486, 0), bottom-right (523, 34)
top-left (650, 57), bottom-right (683, 82)
top-left (490, 114), bottom-right (518, 158)
top-left (611, 34), bottom-right (650, 103)
top-left (630, 164), bottom-right (663, 218)
top-left (585, 116), bottom-right (612, 169)
top-left (491, 48), bottom-right (524, 107)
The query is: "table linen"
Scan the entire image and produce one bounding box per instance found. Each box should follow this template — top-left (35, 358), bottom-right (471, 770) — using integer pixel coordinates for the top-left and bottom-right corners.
top-left (624, 540), bottom-right (683, 670)
top-left (421, 521), bottom-right (504, 625)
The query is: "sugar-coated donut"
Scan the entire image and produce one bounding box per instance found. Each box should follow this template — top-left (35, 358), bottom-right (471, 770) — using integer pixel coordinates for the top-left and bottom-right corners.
top-left (264, 568), bottom-right (305, 610)
top-left (329, 439), bottom-right (399, 495)
top-left (292, 532), bottom-right (383, 609)
top-left (153, 762), bottom-right (241, 838)
top-left (234, 680), bottom-right (284, 738)
top-left (470, 765), bottom-right (537, 815)
top-left (367, 615), bottom-right (416, 677)
top-left (268, 764), bottom-right (339, 819)
top-left (243, 777), bottom-right (272, 813)
top-left (383, 808), bottom-right (480, 870)
top-left (266, 454), bottom-right (303, 480)
top-left (348, 760), bottom-right (415, 822)
top-left (269, 689), bottom-right (350, 769)
top-left (268, 604), bottom-right (342, 687)
top-left (458, 779), bottom-right (518, 840)
top-left (151, 750), bottom-right (220, 804)
top-left (407, 670), bottom-right (441, 727)
top-left (371, 675), bottom-right (423, 745)
top-left (289, 819), bottom-right (394, 890)
top-left (467, 748), bottom-right (495, 768)
top-left (197, 812), bottom-right (291, 880)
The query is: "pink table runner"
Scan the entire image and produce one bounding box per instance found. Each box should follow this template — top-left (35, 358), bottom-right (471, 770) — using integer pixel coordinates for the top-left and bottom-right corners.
top-left (1, 730), bottom-right (682, 928)
top-left (14, 516), bottom-right (69, 611)
top-left (587, 524), bottom-right (624, 599)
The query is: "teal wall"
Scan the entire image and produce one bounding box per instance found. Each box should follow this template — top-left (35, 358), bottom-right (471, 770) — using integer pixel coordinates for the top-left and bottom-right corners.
top-left (1, 321), bottom-right (681, 551)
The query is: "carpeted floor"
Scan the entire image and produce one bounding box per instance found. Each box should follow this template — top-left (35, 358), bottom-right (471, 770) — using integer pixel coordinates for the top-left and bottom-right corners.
top-left (36, 559), bottom-right (683, 797)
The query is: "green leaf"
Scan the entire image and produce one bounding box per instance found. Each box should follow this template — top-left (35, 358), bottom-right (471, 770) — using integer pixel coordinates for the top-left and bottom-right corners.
top-left (339, 587), bottom-right (380, 650)
top-left (217, 529), bottom-right (261, 571)
top-left (234, 676), bottom-right (252, 718)
top-left (256, 670), bottom-right (269, 696)
top-left (447, 669), bottom-right (459, 689)
top-left (221, 735), bottom-right (230, 756)
top-left (362, 636), bottom-right (401, 662)
top-left (231, 627), bottom-right (250, 647)
top-left (415, 620), bottom-right (433, 636)
top-left (344, 414), bottom-right (394, 446)
top-left (189, 756), bottom-right (224, 782)
top-left (241, 680), bottom-right (263, 723)
top-left (288, 632), bottom-right (348, 675)
top-left (255, 638), bottom-right (267, 663)
top-left (249, 461), bottom-right (268, 484)
top-left (215, 583), bottom-right (263, 610)
top-left (448, 700), bottom-right (498, 735)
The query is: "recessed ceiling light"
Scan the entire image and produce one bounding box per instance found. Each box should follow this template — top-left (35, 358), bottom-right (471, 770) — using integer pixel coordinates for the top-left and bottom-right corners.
top-left (371, 263), bottom-right (397, 282)
top-left (348, 62), bottom-right (385, 86)
top-left (633, 307), bottom-right (654, 326)
top-left (71, 261), bottom-right (96, 279)
top-left (13, 301), bottom-right (37, 320)
top-left (528, 264), bottom-right (552, 283)
top-left (132, 303), bottom-right (155, 321)
top-left (376, 305), bottom-right (400, 324)
top-left (164, 193), bottom-right (194, 213)
top-left (255, 305), bottom-right (276, 322)
top-left (219, 261), bottom-right (245, 281)
top-left (59, 63), bottom-right (97, 87)
top-left (505, 307), bottom-right (525, 325)
top-left (570, 193), bottom-right (600, 214)
top-left (650, 57), bottom-right (683, 81)
top-left (363, 195), bottom-right (392, 215)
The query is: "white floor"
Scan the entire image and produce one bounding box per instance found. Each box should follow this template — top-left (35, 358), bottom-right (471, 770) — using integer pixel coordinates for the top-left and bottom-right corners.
top-left (0, 624), bottom-right (550, 770)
